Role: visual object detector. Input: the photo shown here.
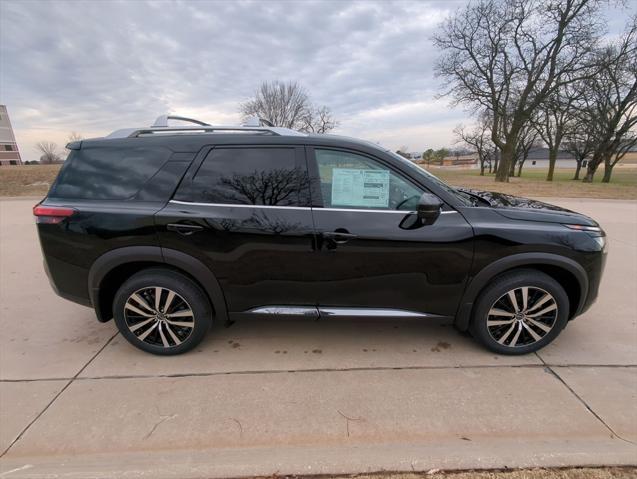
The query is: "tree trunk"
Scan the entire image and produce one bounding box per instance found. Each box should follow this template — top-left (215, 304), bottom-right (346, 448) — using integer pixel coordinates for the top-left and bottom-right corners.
top-left (602, 165), bottom-right (613, 183)
top-left (582, 162), bottom-right (597, 183)
top-left (495, 143), bottom-right (514, 182)
top-left (583, 149), bottom-right (605, 183)
top-left (517, 160), bottom-right (525, 177)
top-left (546, 148), bottom-right (557, 181)
top-left (508, 158), bottom-right (516, 177)
top-left (572, 160), bottom-right (582, 180)
top-left (601, 155), bottom-right (614, 183)
top-left (480, 161), bottom-right (485, 176)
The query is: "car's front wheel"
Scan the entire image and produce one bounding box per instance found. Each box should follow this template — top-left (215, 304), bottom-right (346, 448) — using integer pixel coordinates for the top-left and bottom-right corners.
top-left (470, 269), bottom-right (570, 355)
top-left (113, 268), bottom-right (212, 355)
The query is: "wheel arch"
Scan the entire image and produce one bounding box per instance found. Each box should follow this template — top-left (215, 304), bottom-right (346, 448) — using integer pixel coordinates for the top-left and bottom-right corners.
top-left (88, 246), bottom-right (228, 323)
top-left (454, 253), bottom-right (588, 331)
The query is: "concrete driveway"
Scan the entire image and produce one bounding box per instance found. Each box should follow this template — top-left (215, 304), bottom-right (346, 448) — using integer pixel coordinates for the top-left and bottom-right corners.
top-left (1, 197), bottom-right (636, 478)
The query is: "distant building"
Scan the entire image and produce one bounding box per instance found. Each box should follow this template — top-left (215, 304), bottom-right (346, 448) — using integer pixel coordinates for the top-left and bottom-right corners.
top-left (524, 147), bottom-right (576, 168)
top-left (0, 105), bottom-right (22, 166)
top-left (441, 152), bottom-right (478, 168)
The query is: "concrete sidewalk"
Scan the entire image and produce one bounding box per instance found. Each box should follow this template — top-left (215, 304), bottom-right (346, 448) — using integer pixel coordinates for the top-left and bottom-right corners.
top-left (1, 198), bottom-right (636, 478)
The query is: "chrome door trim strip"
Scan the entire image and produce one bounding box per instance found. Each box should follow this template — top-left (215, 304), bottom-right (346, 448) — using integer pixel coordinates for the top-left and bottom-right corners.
top-left (318, 207), bottom-right (458, 215)
top-left (317, 207), bottom-right (415, 214)
top-left (169, 200), bottom-right (458, 215)
top-left (246, 306), bottom-right (319, 316)
top-left (242, 305), bottom-right (444, 320)
top-left (319, 307), bottom-right (430, 318)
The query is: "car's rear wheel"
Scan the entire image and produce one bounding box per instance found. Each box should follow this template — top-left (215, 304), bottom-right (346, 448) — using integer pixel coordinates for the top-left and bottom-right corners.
top-left (470, 269), bottom-right (570, 355)
top-left (113, 268), bottom-right (212, 355)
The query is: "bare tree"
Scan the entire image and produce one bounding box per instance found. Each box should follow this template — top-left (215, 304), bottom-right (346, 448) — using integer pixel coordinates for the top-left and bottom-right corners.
top-left (65, 132), bottom-right (83, 154)
top-left (582, 17), bottom-right (637, 183)
top-left (434, 0), bottom-right (602, 182)
top-left (68, 131), bottom-right (83, 143)
top-left (532, 82), bottom-right (581, 181)
top-left (35, 141), bottom-right (62, 164)
top-left (240, 81), bottom-right (337, 134)
top-left (303, 105), bottom-right (338, 133)
top-left (512, 123), bottom-right (541, 177)
top-left (563, 108), bottom-right (596, 180)
top-left (454, 117), bottom-right (496, 175)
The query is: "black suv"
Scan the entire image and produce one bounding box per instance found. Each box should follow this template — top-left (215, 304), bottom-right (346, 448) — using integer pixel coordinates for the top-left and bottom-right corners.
top-left (35, 116), bottom-right (606, 356)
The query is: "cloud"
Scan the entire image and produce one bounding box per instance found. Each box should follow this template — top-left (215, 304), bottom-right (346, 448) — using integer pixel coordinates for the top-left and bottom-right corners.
top-left (0, 0), bottom-right (631, 161)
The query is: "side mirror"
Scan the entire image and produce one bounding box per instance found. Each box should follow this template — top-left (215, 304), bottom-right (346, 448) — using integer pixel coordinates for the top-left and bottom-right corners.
top-left (417, 193), bottom-right (443, 224)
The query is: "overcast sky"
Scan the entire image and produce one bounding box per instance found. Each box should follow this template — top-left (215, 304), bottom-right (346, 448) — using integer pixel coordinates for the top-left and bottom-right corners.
top-left (0, 0), bottom-right (634, 162)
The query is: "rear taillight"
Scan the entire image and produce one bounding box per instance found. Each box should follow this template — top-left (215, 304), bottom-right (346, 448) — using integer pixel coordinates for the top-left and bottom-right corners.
top-left (33, 205), bottom-right (77, 224)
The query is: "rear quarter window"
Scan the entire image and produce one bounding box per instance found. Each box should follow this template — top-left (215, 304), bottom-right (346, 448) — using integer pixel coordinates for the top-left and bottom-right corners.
top-left (49, 144), bottom-right (172, 199)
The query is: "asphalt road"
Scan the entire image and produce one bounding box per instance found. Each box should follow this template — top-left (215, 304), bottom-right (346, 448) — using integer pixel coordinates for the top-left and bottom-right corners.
top-left (0, 197), bottom-right (635, 478)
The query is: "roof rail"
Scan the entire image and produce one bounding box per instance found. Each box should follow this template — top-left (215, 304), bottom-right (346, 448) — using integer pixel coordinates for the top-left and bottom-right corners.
top-left (152, 115), bottom-right (211, 127)
top-left (106, 115), bottom-right (306, 139)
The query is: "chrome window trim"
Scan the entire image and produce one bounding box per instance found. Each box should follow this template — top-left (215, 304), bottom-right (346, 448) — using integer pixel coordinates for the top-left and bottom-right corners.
top-left (169, 200), bottom-right (458, 215)
top-left (169, 200), bottom-right (311, 211)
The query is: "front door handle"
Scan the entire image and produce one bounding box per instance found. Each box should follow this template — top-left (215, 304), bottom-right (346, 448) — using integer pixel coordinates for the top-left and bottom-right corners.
top-left (322, 230), bottom-right (358, 244)
top-left (167, 223), bottom-right (204, 236)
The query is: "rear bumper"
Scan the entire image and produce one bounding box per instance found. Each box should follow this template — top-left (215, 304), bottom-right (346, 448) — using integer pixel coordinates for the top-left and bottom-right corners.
top-left (42, 255), bottom-right (91, 308)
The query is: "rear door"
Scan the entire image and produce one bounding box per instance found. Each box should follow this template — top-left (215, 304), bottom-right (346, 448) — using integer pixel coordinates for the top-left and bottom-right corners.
top-left (307, 147), bottom-right (474, 318)
top-left (155, 145), bottom-right (318, 318)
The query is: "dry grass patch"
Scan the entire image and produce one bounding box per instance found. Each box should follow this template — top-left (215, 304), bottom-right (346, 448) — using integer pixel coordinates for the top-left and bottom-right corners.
top-left (0, 164), bottom-right (61, 197)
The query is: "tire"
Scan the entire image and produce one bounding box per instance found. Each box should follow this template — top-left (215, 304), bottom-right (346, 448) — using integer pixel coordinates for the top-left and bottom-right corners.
top-left (113, 268), bottom-right (212, 355)
top-left (470, 269), bottom-right (569, 355)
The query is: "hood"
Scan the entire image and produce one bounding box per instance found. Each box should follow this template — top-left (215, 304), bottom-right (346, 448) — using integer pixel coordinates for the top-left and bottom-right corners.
top-left (460, 189), bottom-right (598, 226)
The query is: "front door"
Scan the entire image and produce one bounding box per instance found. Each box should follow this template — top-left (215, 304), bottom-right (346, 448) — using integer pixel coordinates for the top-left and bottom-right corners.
top-left (307, 147), bottom-right (474, 318)
top-left (156, 145), bottom-right (318, 319)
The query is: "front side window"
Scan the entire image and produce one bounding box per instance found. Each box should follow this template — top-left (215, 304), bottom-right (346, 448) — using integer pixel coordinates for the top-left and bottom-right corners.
top-left (177, 147), bottom-right (310, 206)
top-left (315, 149), bottom-right (424, 210)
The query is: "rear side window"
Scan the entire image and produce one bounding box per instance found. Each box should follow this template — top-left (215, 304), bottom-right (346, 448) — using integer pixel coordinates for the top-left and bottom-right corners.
top-left (175, 147), bottom-right (311, 206)
top-left (50, 145), bottom-right (171, 199)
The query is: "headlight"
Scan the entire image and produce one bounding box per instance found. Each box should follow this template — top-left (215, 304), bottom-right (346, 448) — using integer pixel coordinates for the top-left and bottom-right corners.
top-left (564, 224), bottom-right (606, 251)
top-left (564, 224), bottom-right (603, 234)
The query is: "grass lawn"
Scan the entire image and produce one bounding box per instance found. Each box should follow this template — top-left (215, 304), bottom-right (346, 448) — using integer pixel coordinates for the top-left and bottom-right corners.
top-left (427, 166), bottom-right (637, 200)
top-left (0, 164), bottom-right (636, 200)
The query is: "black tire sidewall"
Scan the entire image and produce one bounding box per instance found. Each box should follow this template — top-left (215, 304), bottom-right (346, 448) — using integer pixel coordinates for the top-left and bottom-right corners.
top-left (470, 270), bottom-right (570, 355)
top-left (113, 269), bottom-right (211, 355)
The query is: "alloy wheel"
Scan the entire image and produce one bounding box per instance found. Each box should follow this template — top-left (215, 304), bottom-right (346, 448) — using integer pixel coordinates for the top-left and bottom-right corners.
top-left (123, 286), bottom-right (195, 348)
top-left (486, 286), bottom-right (558, 348)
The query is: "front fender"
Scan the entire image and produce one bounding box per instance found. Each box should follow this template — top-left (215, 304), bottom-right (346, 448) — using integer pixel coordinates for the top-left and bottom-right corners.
top-left (454, 252), bottom-right (588, 331)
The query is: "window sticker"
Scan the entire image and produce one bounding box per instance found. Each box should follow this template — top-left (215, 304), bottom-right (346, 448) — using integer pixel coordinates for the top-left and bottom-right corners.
top-left (331, 168), bottom-right (390, 208)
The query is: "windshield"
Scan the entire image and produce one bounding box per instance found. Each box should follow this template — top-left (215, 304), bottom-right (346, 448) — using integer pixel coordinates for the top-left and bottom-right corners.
top-left (385, 150), bottom-right (473, 206)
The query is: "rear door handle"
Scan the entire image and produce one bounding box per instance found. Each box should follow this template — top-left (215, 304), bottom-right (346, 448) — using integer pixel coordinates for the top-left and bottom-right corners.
top-left (167, 223), bottom-right (204, 235)
top-left (322, 231), bottom-right (358, 244)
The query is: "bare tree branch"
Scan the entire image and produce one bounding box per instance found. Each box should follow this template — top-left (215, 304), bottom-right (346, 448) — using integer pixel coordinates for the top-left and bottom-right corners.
top-left (581, 15), bottom-right (637, 183)
top-left (35, 141), bottom-right (62, 164)
top-left (240, 81), bottom-right (337, 134)
top-left (434, 0), bottom-right (603, 182)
